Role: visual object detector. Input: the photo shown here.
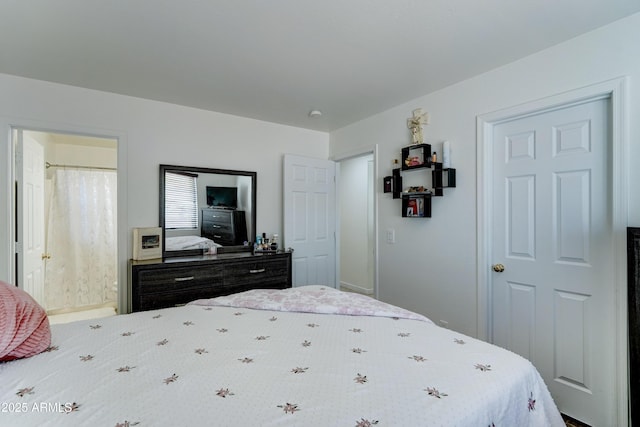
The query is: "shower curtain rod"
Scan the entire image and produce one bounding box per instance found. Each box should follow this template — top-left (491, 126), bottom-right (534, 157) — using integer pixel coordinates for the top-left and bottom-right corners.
top-left (45, 162), bottom-right (116, 171)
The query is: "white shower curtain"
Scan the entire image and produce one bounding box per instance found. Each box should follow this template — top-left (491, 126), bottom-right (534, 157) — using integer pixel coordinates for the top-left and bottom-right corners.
top-left (45, 169), bottom-right (118, 311)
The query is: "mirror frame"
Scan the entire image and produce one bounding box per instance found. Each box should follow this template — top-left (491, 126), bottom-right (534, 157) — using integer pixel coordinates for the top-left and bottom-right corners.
top-left (159, 164), bottom-right (257, 258)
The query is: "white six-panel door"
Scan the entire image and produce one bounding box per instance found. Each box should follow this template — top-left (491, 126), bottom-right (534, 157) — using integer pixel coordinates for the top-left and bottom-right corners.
top-left (16, 130), bottom-right (46, 306)
top-left (491, 97), bottom-right (615, 425)
top-left (283, 154), bottom-right (336, 288)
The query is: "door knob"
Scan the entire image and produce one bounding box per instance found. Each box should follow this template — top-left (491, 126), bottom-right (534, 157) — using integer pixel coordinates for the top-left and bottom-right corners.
top-left (492, 263), bottom-right (505, 273)
top-left (41, 253), bottom-right (51, 260)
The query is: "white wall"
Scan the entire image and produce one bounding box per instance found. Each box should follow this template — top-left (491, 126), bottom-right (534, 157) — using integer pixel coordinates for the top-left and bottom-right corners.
top-left (339, 154), bottom-right (374, 294)
top-left (0, 75), bottom-right (329, 308)
top-left (330, 13), bottom-right (640, 337)
top-left (49, 143), bottom-right (118, 172)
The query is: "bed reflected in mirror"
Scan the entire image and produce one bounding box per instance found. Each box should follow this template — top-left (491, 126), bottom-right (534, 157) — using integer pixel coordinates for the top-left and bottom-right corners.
top-left (159, 164), bottom-right (256, 258)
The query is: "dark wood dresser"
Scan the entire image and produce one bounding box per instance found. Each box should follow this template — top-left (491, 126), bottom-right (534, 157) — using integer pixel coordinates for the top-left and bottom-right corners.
top-left (129, 251), bottom-right (291, 312)
top-left (201, 208), bottom-right (248, 245)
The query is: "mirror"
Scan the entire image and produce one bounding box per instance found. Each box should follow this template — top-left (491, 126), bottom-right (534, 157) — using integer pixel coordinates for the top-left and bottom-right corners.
top-left (159, 164), bottom-right (256, 258)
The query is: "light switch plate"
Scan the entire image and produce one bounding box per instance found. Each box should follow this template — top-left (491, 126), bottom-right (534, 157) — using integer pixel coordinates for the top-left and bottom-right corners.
top-left (386, 228), bottom-right (395, 244)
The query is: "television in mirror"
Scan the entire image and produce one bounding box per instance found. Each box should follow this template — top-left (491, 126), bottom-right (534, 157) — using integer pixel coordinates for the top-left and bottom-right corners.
top-left (206, 186), bottom-right (238, 209)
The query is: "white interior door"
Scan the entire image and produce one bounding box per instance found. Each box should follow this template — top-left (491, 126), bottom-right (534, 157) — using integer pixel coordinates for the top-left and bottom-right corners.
top-left (283, 154), bottom-right (336, 287)
top-left (491, 97), bottom-right (615, 425)
top-left (16, 130), bottom-right (46, 305)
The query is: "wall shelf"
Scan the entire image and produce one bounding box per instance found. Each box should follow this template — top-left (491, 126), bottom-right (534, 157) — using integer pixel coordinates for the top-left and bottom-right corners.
top-left (384, 143), bottom-right (456, 218)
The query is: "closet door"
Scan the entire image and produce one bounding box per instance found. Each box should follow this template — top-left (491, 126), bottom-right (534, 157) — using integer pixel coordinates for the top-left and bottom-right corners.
top-left (283, 154), bottom-right (336, 288)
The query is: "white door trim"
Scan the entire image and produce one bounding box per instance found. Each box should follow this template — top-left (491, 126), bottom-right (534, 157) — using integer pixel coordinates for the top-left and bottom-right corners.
top-left (332, 144), bottom-right (379, 300)
top-left (476, 77), bottom-right (628, 426)
top-left (0, 118), bottom-right (129, 315)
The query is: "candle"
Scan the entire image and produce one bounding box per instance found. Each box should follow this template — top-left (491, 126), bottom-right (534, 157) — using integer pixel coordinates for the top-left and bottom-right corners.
top-left (442, 141), bottom-right (451, 168)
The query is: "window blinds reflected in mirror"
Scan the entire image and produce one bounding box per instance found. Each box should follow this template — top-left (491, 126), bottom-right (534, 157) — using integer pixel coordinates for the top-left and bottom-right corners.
top-left (164, 171), bottom-right (198, 229)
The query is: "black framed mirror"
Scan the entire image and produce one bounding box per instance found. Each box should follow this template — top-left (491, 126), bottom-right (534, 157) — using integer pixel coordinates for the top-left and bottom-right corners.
top-left (159, 164), bottom-right (256, 258)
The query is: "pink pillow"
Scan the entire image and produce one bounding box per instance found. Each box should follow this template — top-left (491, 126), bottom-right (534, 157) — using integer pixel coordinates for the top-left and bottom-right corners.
top-left (0, 281), bottom-right (51, 361)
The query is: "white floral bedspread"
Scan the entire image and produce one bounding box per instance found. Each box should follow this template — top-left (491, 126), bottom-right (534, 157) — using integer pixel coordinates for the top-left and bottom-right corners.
top-left (0, 286), bottom-right (564, 427)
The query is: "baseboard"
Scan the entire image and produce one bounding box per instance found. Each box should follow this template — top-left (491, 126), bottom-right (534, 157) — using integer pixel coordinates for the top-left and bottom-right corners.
top-left (340, 281), bottom-right (374, 295)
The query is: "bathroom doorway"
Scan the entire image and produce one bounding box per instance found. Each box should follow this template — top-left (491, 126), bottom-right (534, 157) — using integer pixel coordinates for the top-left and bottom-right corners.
top-left (14, 129), bottom-right (118, 323)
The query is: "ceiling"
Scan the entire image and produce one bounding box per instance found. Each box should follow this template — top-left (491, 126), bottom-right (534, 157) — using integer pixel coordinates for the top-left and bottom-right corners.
top-left (2, 1), bottom-right (639, 132)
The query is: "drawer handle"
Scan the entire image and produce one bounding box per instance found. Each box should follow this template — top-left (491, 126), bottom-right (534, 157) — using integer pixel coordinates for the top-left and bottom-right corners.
top-left (213, 234), bottom-right (223, 239)
top-left (212, 225), bottom-right (222, 228)
top-left (174, 276), bottom-right (195, 282)
top-left (249, 268), bottom-right (266, 274)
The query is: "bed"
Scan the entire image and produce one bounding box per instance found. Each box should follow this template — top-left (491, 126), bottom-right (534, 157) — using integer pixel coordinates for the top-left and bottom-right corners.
top-left (164, 235), bottom-right (221, 251)
top-left (0, 285), bottom-right (564, 427)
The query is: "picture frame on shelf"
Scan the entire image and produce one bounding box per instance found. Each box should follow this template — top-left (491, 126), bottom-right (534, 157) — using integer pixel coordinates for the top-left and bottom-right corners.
top-left (132, 227), bottom-right (163, 260)
top-left (406, 199), bottom-right (418, 216)
top-left (417, 198), bottom-right (425, 217)
top-left (383, 176), bottom-right (392, 193)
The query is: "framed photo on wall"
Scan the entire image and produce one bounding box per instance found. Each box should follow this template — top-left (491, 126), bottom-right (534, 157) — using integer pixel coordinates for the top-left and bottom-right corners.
top-left (132, 227), bottom-right (163, 260)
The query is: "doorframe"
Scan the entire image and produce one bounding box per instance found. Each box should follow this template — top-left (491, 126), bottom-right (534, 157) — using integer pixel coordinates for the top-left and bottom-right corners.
top-left (0, 118), bottom-right (129, 315)
top-left (332, 144), bottom-right (379, 300)
top-left (476, 77), bottom-right (628, 425)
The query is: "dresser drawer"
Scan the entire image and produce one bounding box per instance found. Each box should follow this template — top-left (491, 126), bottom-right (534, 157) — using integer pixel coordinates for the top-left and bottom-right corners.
top-left (202, 209), bottom-right (232, 224)
top-left (136, 265), bottom-right (223, 294)
top-left (138, 287), bottom-right (219, 311)
top-left (202, 221), bottom-right (233, 235)
top-left (133, 265), bottom-right (223, 311)
top-left (202, 219), bottom-right (232, 230)
top-left (224, 257), bottom-right (290, 287)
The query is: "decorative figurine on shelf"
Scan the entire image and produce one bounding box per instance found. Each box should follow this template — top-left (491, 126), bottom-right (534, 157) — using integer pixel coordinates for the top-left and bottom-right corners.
top-left (405, 186), bottom-right (431, 194)
top-left (407, 108), bottom-right (430, 145)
